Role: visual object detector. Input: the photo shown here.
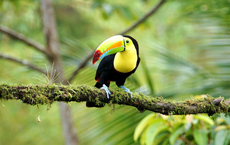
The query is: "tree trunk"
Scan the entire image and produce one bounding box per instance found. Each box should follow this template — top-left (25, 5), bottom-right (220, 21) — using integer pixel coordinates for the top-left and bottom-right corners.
top-left (40, 0), bottom-right (78, 145)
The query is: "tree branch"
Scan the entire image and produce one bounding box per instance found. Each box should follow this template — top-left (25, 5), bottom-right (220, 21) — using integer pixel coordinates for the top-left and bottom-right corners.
top-left (0, 25), bottom-right (49, 56)
top-left (0, 53), bottom-right (46, 74)
top-left (118, 0), bottom-right (167, 35)
top-left (67, 0), bottom-right (167, 82)
top-left (1, 84), bottom-right (229, 116)
top-left (67, 51), bottom-right (94, 83)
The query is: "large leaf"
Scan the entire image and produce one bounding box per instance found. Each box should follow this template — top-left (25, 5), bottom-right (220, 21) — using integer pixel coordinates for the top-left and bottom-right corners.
top-left (193, 114), bottom-right (214, 126)
top-left (169, 123), bottom-right (184, 144)
top-left (145, 123), bottom-right (169, 145)
top-left (193, 129), bottom-right (208, 145)
top-left (215, 129), bottom-right (228, 145)
top-left (134, 113), bottom-right (156, 142)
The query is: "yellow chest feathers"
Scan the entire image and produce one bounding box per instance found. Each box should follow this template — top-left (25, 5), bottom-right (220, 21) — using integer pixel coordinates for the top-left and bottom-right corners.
top-left (114, 48), bottom-right (138, 73)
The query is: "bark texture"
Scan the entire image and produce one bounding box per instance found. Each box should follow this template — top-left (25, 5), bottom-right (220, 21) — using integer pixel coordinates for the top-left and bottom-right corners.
top-left (1, 84), bottom-right (229, 116)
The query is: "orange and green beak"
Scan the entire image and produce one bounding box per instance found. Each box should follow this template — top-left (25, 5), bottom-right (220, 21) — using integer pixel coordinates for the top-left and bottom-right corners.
top-left (92, 35), bottom-right (125, 65)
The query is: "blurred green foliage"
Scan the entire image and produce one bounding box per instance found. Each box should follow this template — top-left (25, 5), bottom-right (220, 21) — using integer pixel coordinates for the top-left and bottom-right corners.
top-left (134, 113), bottom-right (230, 145)
top-left (0, 0), bottom-right (230, 144)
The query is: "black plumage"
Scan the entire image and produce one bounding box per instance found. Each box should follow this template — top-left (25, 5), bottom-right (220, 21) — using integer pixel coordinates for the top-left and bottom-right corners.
top-left (94, 53), bottom-right (140, 88)
top-left (86, 35), bottom-right (140, 107)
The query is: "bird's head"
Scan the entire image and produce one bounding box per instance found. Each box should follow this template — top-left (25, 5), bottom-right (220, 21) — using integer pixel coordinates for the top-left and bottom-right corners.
top-left (92, 35), bottom-right (139, 65)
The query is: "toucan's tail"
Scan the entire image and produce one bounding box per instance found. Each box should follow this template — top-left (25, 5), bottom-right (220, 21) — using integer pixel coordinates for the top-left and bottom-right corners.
top-left (94, 82), bottom-right (110, 88)
top-left (94, 82), bottom-right (101, 88)
top-left (86, 101), bottom-right (104, 108)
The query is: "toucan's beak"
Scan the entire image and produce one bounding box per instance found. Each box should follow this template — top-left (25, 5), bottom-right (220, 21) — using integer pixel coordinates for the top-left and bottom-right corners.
top-left (92, 35), bottom-right (125, 65)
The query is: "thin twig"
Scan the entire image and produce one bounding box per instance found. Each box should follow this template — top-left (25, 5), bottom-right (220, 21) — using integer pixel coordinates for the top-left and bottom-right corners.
top-left (0, 53), bottom-right (46, 74)
top-left (118, 0), bottom-right (167, 35)
top-left (0, 25), bottom-right (49, 56)
top-left (67, 0), bottom-right (167, 82)
top-left (67, 51), bottom-right (94, 82)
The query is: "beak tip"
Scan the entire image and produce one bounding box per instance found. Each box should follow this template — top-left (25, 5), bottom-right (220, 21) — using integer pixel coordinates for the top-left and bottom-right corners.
top-left (92, 50), bottom-right (102, 65)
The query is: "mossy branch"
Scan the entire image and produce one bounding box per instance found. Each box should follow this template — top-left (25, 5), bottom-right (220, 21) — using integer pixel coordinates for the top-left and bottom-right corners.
top-left (0, 84), bottom-right (229, 116)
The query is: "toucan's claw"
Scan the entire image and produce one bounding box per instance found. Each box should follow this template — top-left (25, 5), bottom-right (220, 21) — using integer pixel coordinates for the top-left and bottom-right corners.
top-left (119, 85), bottom-right (133, 99)
top-left (101, 84), bottom-right (111, 99)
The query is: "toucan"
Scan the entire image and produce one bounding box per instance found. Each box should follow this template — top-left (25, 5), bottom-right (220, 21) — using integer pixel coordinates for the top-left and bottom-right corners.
top-left (86, 35), bottom-right (140, 107)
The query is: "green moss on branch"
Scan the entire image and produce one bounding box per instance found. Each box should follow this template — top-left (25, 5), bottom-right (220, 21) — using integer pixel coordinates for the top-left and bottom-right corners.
top-left (0, 84), bottom-right (229, 115)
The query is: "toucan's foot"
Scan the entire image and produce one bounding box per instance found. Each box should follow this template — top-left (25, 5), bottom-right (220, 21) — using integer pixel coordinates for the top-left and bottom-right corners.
top-left (101, 84), bottom-right (111, 99)
top-left (119, 85), bottom-right (133, 99)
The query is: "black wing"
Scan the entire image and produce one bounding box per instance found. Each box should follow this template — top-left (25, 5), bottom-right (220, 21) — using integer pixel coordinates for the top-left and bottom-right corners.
top-left (95, 54), bottom-right (115, 81)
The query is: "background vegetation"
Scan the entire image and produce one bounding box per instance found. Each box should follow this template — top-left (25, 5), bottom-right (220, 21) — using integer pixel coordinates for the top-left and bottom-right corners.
top-left (0, 0), bottom-right (230, 144)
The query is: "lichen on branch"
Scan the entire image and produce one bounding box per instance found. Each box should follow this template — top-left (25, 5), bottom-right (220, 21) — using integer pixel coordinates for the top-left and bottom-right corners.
top-left (0, 84), bottom-right (229, 115)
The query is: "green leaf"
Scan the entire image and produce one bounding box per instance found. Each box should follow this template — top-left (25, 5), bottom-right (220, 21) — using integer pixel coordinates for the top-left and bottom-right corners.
top-left (134, 113), bottom-right (156, 142)
top-left (215, 125), bottom-right (228, 132)
top-left (154, 131), bottom-right (170, 145)
top-left (215, 129), bottom-right (228, 145)
top-left (221, 114), bottom-right (230, 125)
top-left (140, 129), bottom-right (148, 145)
top-left (145, 122), bottom-right (162, 145)
top-left (162, 137), bottom-right (170, 145)
top-left (193, 129), bottom-right (208, 145)
top-left (145, 123), bottom-right (169, 145)
top-left (169, 124), bottom-right (184, 144)
top-left (184, 122), bottom-right (192, 131)
top-left (194, 114), bottom-right (214, 126)
top-left (224, 131), bottom-right (230, 145)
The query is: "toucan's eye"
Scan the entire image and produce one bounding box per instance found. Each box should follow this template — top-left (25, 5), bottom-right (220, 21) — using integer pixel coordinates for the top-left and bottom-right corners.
top-left (126, 40), bottom-right (130, 44)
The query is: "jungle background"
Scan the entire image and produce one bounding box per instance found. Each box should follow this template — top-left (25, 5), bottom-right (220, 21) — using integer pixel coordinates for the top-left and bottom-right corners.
top-left (0, 0), bottom-right (230, 145)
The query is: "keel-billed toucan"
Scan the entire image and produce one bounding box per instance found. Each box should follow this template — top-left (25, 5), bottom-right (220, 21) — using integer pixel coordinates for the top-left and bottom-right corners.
top-left (86, 35), bottom-right (140, 107)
